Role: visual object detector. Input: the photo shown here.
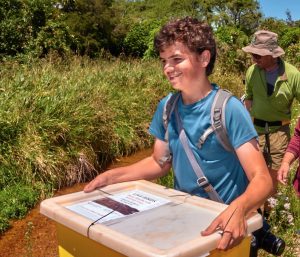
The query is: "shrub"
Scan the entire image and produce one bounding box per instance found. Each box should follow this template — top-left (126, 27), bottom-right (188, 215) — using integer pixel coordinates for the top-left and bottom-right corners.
top-left (123, 20), bottom-right (161, 57)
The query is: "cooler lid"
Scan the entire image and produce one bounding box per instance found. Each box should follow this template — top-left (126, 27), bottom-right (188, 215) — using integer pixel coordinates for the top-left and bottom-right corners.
top-left (40, 180), bottom-right (262, 257)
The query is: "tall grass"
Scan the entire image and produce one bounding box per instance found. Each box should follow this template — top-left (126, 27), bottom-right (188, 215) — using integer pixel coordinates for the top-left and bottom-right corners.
top-left (0, 56), bottom-right (170, 231)
top-left (0, 56), bottom-right (299, 257)
top-left (0, 57), bottom-right (168, 186)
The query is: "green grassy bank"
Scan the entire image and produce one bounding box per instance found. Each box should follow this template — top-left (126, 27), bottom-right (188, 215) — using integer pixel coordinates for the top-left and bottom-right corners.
top-left (0, 57), bottom-right (169, 232)
top-left (0, 57), bottom-right (299, 256)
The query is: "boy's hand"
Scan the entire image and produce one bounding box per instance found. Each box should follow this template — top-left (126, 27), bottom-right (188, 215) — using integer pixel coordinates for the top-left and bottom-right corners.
top-left (201, 205), bottom-right (247, 250)
top-left (84, 174), bottom-right (108, 193)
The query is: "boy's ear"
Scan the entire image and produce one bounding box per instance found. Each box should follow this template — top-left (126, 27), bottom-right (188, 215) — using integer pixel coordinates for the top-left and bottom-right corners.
top-left (200, 50), bottom-right (211, 67)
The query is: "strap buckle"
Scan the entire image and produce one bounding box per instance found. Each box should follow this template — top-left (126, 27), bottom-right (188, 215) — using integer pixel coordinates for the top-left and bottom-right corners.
top-left (213, 108), bottom-right (222, 129)
top-left (197, 177), bottom-right (212, 192)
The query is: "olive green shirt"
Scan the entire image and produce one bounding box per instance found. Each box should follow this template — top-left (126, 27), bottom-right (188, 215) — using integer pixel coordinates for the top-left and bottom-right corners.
top-left (244, 59), bottom-right (300, 134)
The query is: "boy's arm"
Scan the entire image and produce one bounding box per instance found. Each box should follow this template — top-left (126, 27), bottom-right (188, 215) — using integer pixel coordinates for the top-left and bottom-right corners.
top-left (202, 138), bottom-right (272, 250)
top-left (84, 139), bottom-right (171, 192)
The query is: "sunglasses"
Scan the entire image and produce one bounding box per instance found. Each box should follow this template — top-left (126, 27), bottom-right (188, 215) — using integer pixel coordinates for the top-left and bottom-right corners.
top-left (251, 53), bottom-right (262, 60)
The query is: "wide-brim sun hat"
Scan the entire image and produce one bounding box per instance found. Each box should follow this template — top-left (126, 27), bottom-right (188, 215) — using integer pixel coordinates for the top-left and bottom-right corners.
top-left (242, 30), bottom-right (285, 58)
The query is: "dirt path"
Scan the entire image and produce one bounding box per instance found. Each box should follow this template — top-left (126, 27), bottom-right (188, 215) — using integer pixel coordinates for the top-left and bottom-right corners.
top-left (0, 149), bottom-right (152, 257)
top-left (0, 183), bottom-right (87, 257)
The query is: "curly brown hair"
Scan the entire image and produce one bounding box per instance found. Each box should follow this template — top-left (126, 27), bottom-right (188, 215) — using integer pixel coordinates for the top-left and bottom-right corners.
top-left (154, 17), bottom-right (216, 76)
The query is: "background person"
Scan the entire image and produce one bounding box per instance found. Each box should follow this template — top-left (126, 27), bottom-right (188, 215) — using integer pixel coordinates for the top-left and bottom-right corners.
top-left (84, 17), bottom-right (273, 251)
top-left (277, 117), bottom-right (300, 198)
top-left (242, 30), bottom-right (300, 193)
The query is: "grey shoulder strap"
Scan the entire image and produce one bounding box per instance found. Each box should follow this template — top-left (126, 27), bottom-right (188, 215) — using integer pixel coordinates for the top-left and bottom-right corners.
top-left (163, 92), bottom-right (180, 141)
top-left (159, 92), bottom-right (180, 167)
top-left (211, 89), bottom-right (234, 152)
top-left (174, 107), bottom-right (224, 203)
top-left (198, 89), bottom-right (234, 152)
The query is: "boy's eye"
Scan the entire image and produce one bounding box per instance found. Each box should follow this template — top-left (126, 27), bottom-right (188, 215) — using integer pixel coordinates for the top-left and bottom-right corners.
top-left (172, 57), bottom-right (183, 63)
top-left (160, 56), bottom-right (184, 68)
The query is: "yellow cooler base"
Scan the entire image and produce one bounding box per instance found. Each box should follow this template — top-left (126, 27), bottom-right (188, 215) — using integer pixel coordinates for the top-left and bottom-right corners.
top-left (209, 236), bottom-right (250, 256)
top-left (57, 223), bottom-right (126, 257)
top-left (56, 223), bottom-right (250, 257)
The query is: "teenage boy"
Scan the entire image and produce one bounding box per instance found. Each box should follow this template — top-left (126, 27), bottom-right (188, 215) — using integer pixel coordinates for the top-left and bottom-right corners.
top-left (85, 17), bottom-right (273, 251)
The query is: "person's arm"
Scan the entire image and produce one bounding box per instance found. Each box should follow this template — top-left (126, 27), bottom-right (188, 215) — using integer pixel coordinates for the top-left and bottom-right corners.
top-left (84, 139), bottom-right (172, 192)
top-left (202, 138), bottom-right (272, 250)
top-left (277, 152), bottom-right (297, 185)
top-left (278, 118), bottom-right (300, 184)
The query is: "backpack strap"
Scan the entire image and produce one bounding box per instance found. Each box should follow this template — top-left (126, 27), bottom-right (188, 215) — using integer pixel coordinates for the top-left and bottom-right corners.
top-left (163, 92), bottom-right (180, 142)
top-left (174, 105), bottom-right (224, 203)
top-left (159, 92), bottom-right (180, 167)
top-left (198, 89), bottom-right (234, 152)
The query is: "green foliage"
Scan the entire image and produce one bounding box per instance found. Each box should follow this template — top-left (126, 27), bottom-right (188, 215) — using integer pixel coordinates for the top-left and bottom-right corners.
top-left (143, 26), bottom-right (162, 60)
top-left (210, 0), bottom-right (262, 34)
top-left (0, 216), bottom-right (10, 234)
top-left (259, 18), bottom-right (288, 36)
top-left (115, 0), bottom-right (193, 21)
top-left (61, 0), bottom-right (118, 57)
top-left (281, 28), bottom-right (300, 69)
top-left (0, 120), bottom-right (24, 147)
top-left (216, 25), bottom-right (246, 45)
top-left (27, 20), bottom-right (77, 58)
top-left (215, 26), bottom-right (249, 74)
top-left (0, 57), bottom-right (169, 190)
top-left (210, 69), bottom-right (244, 97)
top-left (279, 27), bottom-right (300, 49)
top-left (0, 183), bottom-right (40, 232)
top-left (0, 57), bottom-right (170, 233)
top-left (124, 20), bottom-right (162, 57)
top-left (0, 184), bottom-right (39, 219)
top-left (285, 42), bottom-right (300, 69)
top-left (0, 0), bottom-right (58, 59)
top-left (0, 0), bottom-right (29, 56)
top-left (157, 169), bottom-right (174, 189)
top-left (2, 0), bottom-right (300, 62)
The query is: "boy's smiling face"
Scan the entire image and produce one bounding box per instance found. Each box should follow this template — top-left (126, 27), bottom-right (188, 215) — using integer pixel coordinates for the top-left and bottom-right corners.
top-left (159, 41), bottom-right (208, 92)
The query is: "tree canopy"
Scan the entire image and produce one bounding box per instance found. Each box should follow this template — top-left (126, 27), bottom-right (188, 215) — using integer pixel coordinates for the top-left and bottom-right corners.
top-left (0, 0), bottom-right (299, 70)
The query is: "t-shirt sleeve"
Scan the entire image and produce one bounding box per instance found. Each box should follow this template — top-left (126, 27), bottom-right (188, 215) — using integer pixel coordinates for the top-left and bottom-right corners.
top-left (148, 94), bottom-right (171, 141)
top-left (225, 96), bottom-right (258, 149)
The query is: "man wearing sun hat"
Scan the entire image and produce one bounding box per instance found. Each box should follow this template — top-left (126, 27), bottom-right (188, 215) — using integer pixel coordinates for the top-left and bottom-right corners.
top-left (242, 29), bottom-right (300, 257)
top-left (242, 30), bottom-right (300, 192)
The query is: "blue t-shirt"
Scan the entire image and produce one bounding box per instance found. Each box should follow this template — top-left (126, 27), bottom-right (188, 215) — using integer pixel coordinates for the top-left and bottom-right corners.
top-left (149, 85), bottom-right (258, 204)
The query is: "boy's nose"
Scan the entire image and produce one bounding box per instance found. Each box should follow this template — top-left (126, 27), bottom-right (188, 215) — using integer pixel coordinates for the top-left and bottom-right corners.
top-left (164, 63), bottom-right (175, 72)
